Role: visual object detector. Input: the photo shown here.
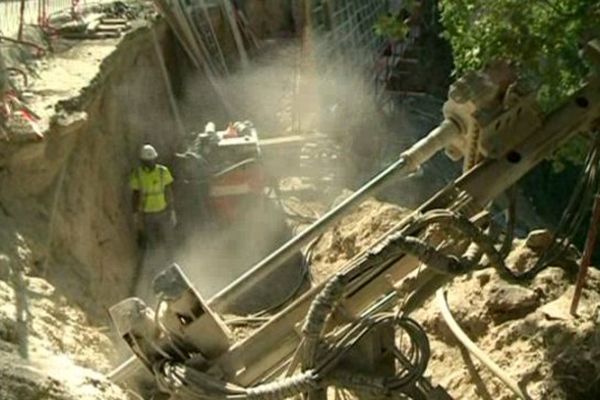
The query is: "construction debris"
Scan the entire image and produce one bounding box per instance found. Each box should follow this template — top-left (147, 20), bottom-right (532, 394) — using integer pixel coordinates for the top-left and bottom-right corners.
top-left (0, 49), bottom-right (42, 141)
top-left (413, 260), bottom-right (600, 399)
top-left (51, 2), bottom-right (140, 40)
top-left (307, 193), bottom-right (411, 283)
top-left (0, 249), bottom-right (128, 400)
top-left (56, 14), bottom-right (132, 40)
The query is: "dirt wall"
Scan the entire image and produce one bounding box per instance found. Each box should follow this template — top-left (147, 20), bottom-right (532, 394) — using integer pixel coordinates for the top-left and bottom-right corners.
top-left (0, 22), bottom-right (194, 315)
top-left (0, 0), bottom-right (302, 318)
top-left (50, 29), bottom-right (178, 311)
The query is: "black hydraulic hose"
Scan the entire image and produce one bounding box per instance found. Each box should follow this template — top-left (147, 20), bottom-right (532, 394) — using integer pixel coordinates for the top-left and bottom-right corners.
top-left (411, 209), bottom-right (565, 280)
top-left (535, 135), bottom-right (600, 271)
top-left (410, 210), bottom-right (511, 275)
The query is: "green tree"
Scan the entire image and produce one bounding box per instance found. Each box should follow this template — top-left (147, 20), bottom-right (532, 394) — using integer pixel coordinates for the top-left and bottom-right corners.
top-left (439, 0), bottom-right (599, 110)
top-left (374, 14), bottom-right (410, 40)
top-left (440, 0), bottom-right (600, 166)
top-left (439, 0), bottom-right (600, 253)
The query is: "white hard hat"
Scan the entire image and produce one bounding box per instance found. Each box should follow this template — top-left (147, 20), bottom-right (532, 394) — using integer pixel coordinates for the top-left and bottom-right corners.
top-left (205, 122), bottom-right (216, 134)
top-left (140, 144), bottom-right (158, 160)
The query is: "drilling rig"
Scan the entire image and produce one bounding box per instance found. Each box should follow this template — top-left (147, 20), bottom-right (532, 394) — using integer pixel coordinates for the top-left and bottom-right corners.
top-left (108, 40), bottom-right (600, 399)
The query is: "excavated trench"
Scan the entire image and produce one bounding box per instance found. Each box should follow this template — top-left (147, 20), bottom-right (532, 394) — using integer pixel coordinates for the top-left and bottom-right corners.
top-left (0, 0), bottom-right (334, 331)
top-left (0, 4), bottom-right (318, 395)
top-left (0, 31), bottom-right (211, 311)
top-left (1, 25), bottom-right (177, 316)
top-left (0, 2), bottom-right (495, 397)
top-left (5, 4), bottom-right (600, 400)
top-left (0, 4), bottom-right (456, 323)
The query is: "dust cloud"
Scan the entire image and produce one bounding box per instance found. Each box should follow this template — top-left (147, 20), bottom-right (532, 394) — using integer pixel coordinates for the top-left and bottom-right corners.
top-left (175, 197), bottom-right (302, 302)
top-left (134, 35), bottom-right (400, 312)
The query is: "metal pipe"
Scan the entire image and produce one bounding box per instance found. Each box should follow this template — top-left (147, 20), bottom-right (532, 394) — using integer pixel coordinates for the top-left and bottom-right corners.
top-left (209, 156), bottom-right (408, 311)
top-left (402, 119), bottom-right (460, 171)
top-left (209, 119), bottom-right (461, 312)
top-left (570, 194), bottom-right (600, 315)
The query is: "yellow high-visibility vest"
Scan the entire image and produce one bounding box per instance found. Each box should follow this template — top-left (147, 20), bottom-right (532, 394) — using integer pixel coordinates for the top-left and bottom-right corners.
top-left (130, 165), bottom-right (174, 213)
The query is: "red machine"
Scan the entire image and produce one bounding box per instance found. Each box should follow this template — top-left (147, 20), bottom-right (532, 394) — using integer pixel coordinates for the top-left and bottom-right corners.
top-left (207, 122), bottom-right (268, 223)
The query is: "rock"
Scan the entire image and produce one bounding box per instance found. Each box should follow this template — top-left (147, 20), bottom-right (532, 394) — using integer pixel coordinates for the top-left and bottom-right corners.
top-left (474, 269), bottom-right (492, 287)
top-left (505, 245), bottom-right (539, 274)
top-left (0, 318), bottom-right (18, 344)
top-left (539, 294), bottom-right (572, 320)
top-left (531, 267), bottom-right (568, 301)
top-left (486, 282), bottom-right (540, 316)
top-left (525, 229), bottom-right (554, 250)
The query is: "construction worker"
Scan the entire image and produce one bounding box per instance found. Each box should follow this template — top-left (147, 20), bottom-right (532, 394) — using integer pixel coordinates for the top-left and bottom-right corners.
top-left (130, 144), bottom-right (177, 260)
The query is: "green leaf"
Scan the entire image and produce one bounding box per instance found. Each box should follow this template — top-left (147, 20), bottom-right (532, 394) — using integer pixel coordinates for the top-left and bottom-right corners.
top-left (374, 15), bottom-right (410, 40)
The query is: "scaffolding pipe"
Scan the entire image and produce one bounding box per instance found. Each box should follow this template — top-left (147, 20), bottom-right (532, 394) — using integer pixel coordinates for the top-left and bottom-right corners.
top-left (222, 0), bottom-right (249, 68)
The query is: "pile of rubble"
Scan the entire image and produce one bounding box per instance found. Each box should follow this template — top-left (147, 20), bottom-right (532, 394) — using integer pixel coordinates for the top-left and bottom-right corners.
top-left (308, 195), bottom-right (410, 283)
top-left (304, 196), bottom-right (600, 400)
top-left (0, 242), bottom-right (128, 400)
top-left (413, 232), bottom-right (600, 400)
top-left (50, 1), bottom-right (149, 40)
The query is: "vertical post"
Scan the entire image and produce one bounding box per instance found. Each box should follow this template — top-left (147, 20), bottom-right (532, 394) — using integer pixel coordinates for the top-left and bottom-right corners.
top-left (18, 0), bottom-right (26, 41)
top-left (571, 194), bottom-right (600, 316)
top-left (150, 28), bottom-right (187, 141)
top-left (222, 0), bottom-right (249, 68)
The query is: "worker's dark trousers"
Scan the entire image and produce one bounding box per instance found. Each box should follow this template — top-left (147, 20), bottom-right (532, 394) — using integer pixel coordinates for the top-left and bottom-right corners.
top-left (143, 210), bottom-right (174, 262)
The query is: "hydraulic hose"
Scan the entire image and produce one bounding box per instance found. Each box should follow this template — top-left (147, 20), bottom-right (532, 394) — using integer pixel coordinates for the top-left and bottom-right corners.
top-left (155, 230), bottom-right (455, 399)
top-left (410, 209), bottom-right (552, 280)
top-left (155, 286), bottom-right (432, 400)
top-left (436, 289), bottom-right (530, 400)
